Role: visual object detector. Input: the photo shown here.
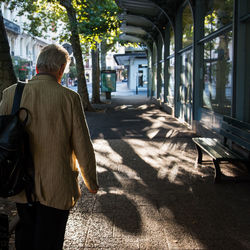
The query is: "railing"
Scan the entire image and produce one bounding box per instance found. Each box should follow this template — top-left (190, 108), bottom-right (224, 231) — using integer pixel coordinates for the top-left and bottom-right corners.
top-left (3, 18), bottom-right (20, 34)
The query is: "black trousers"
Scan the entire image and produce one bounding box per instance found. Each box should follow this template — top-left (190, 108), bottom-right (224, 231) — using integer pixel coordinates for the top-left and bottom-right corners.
top-left (15, 202), bottom-right (69, 250)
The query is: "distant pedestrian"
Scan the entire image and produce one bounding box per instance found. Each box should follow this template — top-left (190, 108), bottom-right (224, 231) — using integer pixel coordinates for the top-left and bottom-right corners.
top-left (0, 44), bottom-right (99, 250)
top-left (68, 78), bottom-right (72, 86)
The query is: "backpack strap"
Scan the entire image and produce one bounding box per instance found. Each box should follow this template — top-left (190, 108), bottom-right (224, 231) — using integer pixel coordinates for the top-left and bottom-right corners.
top-left (11, 82), bottom-right (25, 115)
top-left (10, 82), bottom-right (34, 205)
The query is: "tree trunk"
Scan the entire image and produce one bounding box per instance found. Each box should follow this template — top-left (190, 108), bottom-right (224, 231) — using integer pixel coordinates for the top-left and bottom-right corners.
top-left (100, 40), bottom-right (107, 71)
top-left (91, 46), bottom-right (101, 103)
top-left (100, 39), bottom-right (116, 70)
top-left (60, 0), bottom-right (93, 111)
top-left (0, 10), bottom-right (17, 101)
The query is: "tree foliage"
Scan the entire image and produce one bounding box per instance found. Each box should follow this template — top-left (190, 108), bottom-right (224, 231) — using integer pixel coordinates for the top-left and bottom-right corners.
top-left (2, 0), bottom-right (121, 47)
top-left (1, 0), bottom-right (121, 108)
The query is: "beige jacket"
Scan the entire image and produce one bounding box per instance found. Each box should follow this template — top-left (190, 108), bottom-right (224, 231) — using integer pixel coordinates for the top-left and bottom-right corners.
top-left (0, 74), bottom-right (98, 210)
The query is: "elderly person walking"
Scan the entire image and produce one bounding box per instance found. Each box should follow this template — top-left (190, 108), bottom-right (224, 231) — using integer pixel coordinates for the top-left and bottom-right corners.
top-left (0, 44), bottom-right (99, 250)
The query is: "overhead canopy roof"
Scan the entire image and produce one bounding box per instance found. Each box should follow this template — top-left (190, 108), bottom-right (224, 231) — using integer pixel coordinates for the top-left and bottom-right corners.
top-left (114, 52), bottom-right (147, 66)
top-left (115, 0), bottom-right (184, 47)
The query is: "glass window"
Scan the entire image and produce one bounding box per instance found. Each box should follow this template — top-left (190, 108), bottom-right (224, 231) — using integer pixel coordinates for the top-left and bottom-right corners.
top-left (170, 28), bottom-right (175, 55)
top-left (160, 62), bottom-right (164, 102)
top-left (167, 57), bottom-right (175, 106)
top-left (204, 0), bottom-right (233, 36)
top-left (162, 44), bottom-right (165, 60)
top-left (152, 64), bottom-right (157, 97)
top-left (152, 44), bottom-right (157, 97)
top-left (182, 4), bottom-right (193, 48)
top-left (203, 31), bottom-right (232, 115)
top-left (180, 50), bottom-right (193, 104)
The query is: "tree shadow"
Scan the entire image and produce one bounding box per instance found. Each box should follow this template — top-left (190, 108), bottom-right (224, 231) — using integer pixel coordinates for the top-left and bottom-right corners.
top-left (86, 101), bottom-right (250, 249)
top-left (96, 193), bottom-right (142, 235)
top-left (105, 138), bottom-right (250, 249)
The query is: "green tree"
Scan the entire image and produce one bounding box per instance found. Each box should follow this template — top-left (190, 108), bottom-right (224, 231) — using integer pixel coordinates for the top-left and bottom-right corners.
top-left (100, 39), bottom-right (119, 71)
top-left (0, 9), bottom-right (17, 100)
top-left (1, 0), bottom-right (121, 108)
top-left (1, 0), bottom-right (91, 110)
top-left (75, 0), bottom-right (120, 103)
top-left (60, 0), bottom-right (120, 106)
top-left (91, 45), bottom-right (101, 103)
top-left (69, 65), bottom-right (77, 80)
top-left (59, 0), bottom-right (93, 110)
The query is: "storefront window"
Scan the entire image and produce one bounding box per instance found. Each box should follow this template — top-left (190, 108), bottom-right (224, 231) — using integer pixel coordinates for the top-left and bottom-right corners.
top-left (204, 0), bottom-right (233, 36)
top-left (203, 31), bottom-right (232, 115)
top-left (182, 4), bottom-right (193, 48)
top-left (180, 50), bottom-right (193, 104)
top-left (167, 57), bottom-right (175, 106)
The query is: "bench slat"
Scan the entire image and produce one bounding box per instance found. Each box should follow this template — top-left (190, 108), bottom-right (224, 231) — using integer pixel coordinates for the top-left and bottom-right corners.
top-left (192, 138), bottom-right (242, 160)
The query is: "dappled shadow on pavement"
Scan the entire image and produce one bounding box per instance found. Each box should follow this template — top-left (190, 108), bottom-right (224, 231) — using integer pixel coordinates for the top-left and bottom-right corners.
top-left (64, 98), bottom-right (250, 249)
top-left (103, 138), bottom-right (250, 249)
top-left (87, 101), bottom-right (194, 140)
top-left (97, 193), bottom-right (142, 235)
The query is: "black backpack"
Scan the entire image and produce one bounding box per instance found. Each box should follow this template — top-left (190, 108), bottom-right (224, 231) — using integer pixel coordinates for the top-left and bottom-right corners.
top-left (0, 82), bottom-right (34, 205)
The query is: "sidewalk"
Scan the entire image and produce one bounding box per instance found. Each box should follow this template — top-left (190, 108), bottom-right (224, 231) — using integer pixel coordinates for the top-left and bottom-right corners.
top-left (66, 81), bottom-right (148, 98)
top-left (112, 81), bottom-right (148, 97)
top-left (64, 96), bottom-right (250, 249)
top-left (2, 88), bottom-right (250, 249)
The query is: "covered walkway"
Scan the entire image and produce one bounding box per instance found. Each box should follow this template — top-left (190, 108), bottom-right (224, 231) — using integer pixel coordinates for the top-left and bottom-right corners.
top-left (62, 93), bottom-right (250, 249)
top-left (1, 83), bottom-right (249, 249)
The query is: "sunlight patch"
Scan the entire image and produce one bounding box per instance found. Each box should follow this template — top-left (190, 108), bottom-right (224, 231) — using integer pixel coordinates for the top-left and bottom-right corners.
top-left (147, 128), bottom-right (159, 139)
top-left (94, 140), bottom-right (123, 164)
top-left (138, 104), bottom-right (148, 110)
top-left (97, 166), bottom-right (109, 173)
top-left (168, 163), bottom-right (179, 183)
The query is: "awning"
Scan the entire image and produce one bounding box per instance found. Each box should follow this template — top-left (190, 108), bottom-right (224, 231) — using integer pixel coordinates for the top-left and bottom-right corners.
top-left (115, 0), bottom-right (183, 46)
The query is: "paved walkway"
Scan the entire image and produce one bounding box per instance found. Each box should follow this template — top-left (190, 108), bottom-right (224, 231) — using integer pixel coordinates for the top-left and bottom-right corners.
top-left (63, 94), bottom-right (250, 249)
top-left (2, 83), bottom-right (250, 249)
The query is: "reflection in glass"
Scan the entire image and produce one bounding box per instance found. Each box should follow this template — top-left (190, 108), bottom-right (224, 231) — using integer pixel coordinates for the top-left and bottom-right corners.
top-left (203, 31), bottom-right (232, 115)
top-left (180, 50), bottom-right (193, 104)
top-left (160, 62), bottom-right (164, 102)
top-left (162, 45), bottom-right (165, 61)
top-left (204, 0), bottom-right (233, 36)
top-left (182, 4), bottom-right (193, 48)
top-left (152, 44), bottom-right (157, 97)
top-left (167, 57), bottom-right (175, 106)
top-left (170, 28), bottom-right (175, 55)
top-left (152, 64), bottom-right (157, 97)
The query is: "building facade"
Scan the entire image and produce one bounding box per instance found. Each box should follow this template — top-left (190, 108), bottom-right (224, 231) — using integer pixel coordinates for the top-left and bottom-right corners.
top-left (1, 3), bottom-right (52, 80)
top-left (116, 0), bottom-right (250, 137)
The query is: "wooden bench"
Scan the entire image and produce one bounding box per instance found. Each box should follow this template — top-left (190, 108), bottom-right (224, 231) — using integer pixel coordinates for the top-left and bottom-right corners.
top-left (192, 116), bottom-right (250, 183)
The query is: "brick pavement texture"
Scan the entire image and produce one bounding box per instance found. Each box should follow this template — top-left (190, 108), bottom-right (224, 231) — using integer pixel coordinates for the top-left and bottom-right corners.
top-left (2, 95), bottom-right (250, 249)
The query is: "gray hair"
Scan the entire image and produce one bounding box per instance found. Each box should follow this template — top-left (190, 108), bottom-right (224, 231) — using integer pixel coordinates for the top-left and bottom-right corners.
top-left (36, 44), bottom-right (71, 72)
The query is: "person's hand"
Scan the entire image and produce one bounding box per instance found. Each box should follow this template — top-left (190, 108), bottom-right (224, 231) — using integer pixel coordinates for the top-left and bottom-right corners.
top-left (88, 185), bottom-right (99, 194)
top-left (89, 189), bottom-right (98, 194)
